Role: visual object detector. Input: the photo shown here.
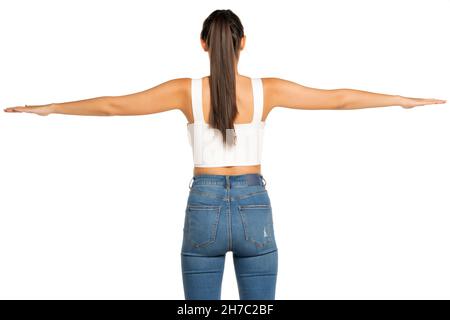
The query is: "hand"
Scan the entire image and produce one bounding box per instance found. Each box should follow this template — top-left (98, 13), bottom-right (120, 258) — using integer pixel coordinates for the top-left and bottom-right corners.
top-left (400, 96), bottom-right (446, 109)
top-left (3, 104), bottom-right (53, 116)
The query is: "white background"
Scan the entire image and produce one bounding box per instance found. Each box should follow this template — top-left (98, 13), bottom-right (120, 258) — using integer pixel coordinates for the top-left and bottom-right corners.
top-left (0, 0), bottom-right (449, 299)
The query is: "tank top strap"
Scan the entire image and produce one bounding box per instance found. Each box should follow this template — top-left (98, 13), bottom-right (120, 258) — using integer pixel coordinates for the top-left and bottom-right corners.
top-left (191, 78), bottom-right (204, 125)
top-left (251, 77), bottom-right (264, 124)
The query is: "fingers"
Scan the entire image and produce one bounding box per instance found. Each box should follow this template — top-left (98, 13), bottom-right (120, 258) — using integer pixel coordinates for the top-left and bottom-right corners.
top-left (411, 98), bottom-right (446, 106)
top-left (4, 107), bottom-right (20, 112)
top-left (421, 99), bottom-right (446, 105)
top-left (4, 106), bottom-right (30, 113)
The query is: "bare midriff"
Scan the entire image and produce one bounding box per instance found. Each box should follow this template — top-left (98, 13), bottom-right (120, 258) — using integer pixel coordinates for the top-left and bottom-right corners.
top-left (193, 164), bottom-right (261, 177)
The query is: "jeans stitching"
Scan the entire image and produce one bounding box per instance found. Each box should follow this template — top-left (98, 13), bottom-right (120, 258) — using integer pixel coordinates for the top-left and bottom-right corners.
top-left (188, 189), bottom-right (268, 201)
top-left (187, 205), bottom-right (221, 248)
top-left (237, 205), bottom-right (272, 248)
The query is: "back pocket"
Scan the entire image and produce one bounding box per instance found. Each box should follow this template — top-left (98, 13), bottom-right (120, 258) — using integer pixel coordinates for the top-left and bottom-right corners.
top-left (186, 204), bottom-right (221, 248)
top-left (238, 204), bottom-right (274, 248)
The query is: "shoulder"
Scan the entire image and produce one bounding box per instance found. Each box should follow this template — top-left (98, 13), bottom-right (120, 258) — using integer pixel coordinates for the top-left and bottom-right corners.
top-left (259, 77), bottom-right (284, 112)
top-left (152, 77), bottom-right (191, 100)
top-left (168, 77), bottom-right (192, 93)
top-left (165, 77), bottom-right (192, 114)
top-left (259, 77), bottom-right (285, 100)
top-left (260, 77), bottom-right (284, 92)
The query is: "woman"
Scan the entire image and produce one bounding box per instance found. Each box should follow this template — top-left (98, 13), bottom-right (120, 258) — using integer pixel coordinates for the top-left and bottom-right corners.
top-left (3, 9), bottom-right (446, 300)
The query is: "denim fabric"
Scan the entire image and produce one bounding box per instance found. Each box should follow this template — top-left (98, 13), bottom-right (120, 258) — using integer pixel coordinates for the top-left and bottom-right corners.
top-left (181, 173), bottom-right (278, 300)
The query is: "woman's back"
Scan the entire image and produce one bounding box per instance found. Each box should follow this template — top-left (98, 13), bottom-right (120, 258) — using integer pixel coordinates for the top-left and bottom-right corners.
top-left (186, 76), bottom-right (268, 125)
top-left (184, 75), bottom-right (270, 177)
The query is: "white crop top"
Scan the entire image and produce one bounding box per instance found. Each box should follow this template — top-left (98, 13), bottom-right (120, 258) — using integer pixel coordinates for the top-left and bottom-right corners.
top-left (187, 77), bottom-right (265, 167)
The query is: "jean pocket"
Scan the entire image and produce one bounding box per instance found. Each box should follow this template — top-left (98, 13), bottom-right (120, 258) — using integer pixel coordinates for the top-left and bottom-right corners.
top-left (238, 204), bottom-right (274, 248)
top-left (186, 204), bottom-right (221, 248)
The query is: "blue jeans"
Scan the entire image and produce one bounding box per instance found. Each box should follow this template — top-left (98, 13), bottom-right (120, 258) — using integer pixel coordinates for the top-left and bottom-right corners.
top-left (181, 173), bottom-right (278, 300)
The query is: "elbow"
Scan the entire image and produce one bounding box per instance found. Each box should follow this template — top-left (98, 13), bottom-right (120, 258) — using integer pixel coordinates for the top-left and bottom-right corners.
top-left (334, 89), bottom-right (348, 109)
top-left (102, 96), bottom-right (117, 116)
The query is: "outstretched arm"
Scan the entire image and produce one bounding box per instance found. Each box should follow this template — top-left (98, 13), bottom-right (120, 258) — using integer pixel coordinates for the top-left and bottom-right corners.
top-left (3, 78), bottom-right (189, 116)
top-left (264, 77), bottom-right (446, 112)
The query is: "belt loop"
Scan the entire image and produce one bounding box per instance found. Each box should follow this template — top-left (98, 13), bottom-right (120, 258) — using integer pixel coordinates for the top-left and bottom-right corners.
top-left (189, 176), bottom-right (194, 189)
top-left (225, 175), bottom-right (230, 189)
top-left (261, 176), bottom-right (267, 187)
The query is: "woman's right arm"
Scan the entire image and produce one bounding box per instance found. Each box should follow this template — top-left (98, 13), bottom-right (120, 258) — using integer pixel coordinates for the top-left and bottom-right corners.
top-left (264, 77), bottom-right (446, 114)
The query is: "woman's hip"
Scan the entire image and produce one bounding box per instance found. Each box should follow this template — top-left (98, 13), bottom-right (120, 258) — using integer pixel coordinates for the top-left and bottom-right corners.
top-left (181, 174), bottom-right (277, 256)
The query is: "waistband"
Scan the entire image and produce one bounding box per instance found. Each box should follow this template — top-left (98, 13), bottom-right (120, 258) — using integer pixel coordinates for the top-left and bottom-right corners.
top-left (189, 173), bottom-right (266, 189)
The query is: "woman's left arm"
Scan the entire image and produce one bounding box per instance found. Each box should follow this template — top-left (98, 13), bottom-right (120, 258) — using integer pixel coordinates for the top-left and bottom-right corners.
top-left (3, 78), bottom-right (189, 116)
top-left (105, 77), bottom-right (189, 116)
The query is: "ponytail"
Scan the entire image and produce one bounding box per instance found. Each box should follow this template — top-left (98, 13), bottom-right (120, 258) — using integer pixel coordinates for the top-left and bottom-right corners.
top-left (201, 10), bottom-right (244, 146)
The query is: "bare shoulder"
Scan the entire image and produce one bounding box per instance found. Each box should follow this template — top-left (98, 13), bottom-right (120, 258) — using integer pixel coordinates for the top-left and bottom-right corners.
top-left (106, 77), bottom-right (192, 116)
top-left (260, 77), bottom-right (283, 119)
top-left (260, 77), bottom-right (299, 103)
top-left (166, 77), bottom-right (191, 104)
top-left (260, 77), bottom-right (344, 111)
top-left (171, 77), bottom-right (192, 117)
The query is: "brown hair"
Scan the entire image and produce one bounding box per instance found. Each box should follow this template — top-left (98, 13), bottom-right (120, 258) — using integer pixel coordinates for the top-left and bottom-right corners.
top-left (200, 9), bottom-right (244, 146)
